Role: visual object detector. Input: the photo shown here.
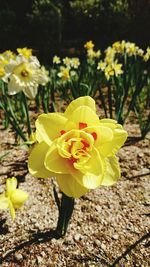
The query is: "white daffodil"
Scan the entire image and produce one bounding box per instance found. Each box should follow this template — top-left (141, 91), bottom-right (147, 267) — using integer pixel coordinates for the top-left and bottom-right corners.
top-left (4, 54), bottom-right (48, 99)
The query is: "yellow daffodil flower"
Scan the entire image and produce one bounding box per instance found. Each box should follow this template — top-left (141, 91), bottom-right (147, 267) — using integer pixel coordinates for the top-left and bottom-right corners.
top-left (112, 61), bottom-right (123, 77)
top-left (84, 40), bottom-right (94, 50)
top-left (3, 50), bottom-right (16, 60)
top-left (70, 57), bottom-right (80, 69)
top-left (112, 41), bottom-right (122, 53)
top-left (87, 49), bottom-right (101, 59)
top-left (143, 47), bottom-right (150, 62)
top-left (53, 55), bottom-right (61, 64)
top-left (97, 61), bottom-right (106, 71)
top-left (104, 65), bottom-right (115, 80)
top-left (136, 48), bottom-right (144, 57)
top-left (57, 66), bottom-right (70, 80)
top-left (125, 42), bottom-right (137, 56)
top-left (17, 47), bottom-right (32, 59)
top-left (0, 67), bottom-right (6, 78)
top-left (63, 57), bottom-right (72, 68)
top-left (28, 96), bottom-right (128, 198)
top-left (0, 177), bottom-right (28, 219)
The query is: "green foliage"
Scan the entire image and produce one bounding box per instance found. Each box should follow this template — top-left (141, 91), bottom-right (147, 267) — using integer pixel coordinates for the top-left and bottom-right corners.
top-left (0, 40), bottom-right (150, 141)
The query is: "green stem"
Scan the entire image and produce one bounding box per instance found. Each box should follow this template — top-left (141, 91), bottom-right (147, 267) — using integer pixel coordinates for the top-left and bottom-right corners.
top-left (99, 86), bottom-right (108, 117)
top-left (22, 92), bottom-right (32, 136)
top-left (108, 82), bottom-right (113, 118)
top-left (0, 98), bottom-right (27, 141)
top-left (55, 192), bottom-right (75, 238)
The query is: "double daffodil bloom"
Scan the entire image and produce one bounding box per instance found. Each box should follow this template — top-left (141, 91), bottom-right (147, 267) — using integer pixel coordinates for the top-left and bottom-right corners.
top-left (0, 177), bottom-right (28, 219)
top-left (28, 96), bottom-right (128, 198)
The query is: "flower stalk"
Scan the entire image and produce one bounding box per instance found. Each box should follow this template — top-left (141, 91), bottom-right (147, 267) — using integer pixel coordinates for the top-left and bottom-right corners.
top-left (55, 192), bottom-right (75, 238)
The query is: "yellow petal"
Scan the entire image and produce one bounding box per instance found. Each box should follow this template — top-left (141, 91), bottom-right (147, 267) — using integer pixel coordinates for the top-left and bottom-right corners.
top-left (67, 106), bottom-right (99, 128)
top-left (86, 125), bottom-right (113, 147)
top-left (28, 142), bottom-right (52, 178)
top-left (82, 173), bottom-right (103, 189)
top-left (99, 128), bottom-right (128, 156)
top-left (6, 177), bottom-right (17, 196)
top-left (56, 174), bottom-right (88, 198)
top-left (100, 118), bottom-right (117, 124)
top-left (45, 143), bottom-right (69, 174)
top-left (102, 156), bottom-right (120, 186)
top-left (0, 194), bottom-right (9, 209)
top-left (73, 147), bottom-right (104, 189)
top-left (64, 96), bottom-right (96, 118)
top-left (36, 113), bottom-right (67, 145)
top-left (10, 189), bottom-right (28, 209)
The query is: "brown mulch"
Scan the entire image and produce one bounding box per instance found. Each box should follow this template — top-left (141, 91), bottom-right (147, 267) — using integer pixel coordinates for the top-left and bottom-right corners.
top-left (0, 122), bottom-right (150, 267)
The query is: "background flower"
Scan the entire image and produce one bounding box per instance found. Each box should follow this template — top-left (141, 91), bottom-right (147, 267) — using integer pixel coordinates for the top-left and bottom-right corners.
top-left (0, 177), bottom-right (28, 219)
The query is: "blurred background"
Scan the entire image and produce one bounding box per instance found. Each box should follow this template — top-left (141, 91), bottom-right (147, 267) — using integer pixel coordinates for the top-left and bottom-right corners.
top-left (0, 0), bottom-right (150, 64)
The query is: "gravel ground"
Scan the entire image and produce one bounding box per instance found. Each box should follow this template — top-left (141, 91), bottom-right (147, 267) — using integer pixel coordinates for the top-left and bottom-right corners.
top-left (0, 123), bottom-right (150, 267)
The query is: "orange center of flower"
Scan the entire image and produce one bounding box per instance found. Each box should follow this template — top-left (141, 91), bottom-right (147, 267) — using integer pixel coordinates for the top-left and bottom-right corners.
top-left (59, 122), bottom-right (97, 166)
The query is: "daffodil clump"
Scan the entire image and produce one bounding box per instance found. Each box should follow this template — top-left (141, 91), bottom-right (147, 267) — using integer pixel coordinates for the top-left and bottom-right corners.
top-left (28, 96), bottom-right (128, 198)
top-left (0, 40), bottom-right (149, 142)
top-left (0, 47), bottom-right (49, 99)
top-left (84, 40), bottom-right (101, 60)
top-left (97, 59), bottom-right (123, 80)
top-left (112, 40), bottom-right (145, 58)
top-left (0, 177), bottom-right (28, 219)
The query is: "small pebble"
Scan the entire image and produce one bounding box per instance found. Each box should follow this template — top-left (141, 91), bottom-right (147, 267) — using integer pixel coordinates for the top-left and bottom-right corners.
top-left (37, 256), bottom-right (43, 264)
top-left (14, 252), bottom-right (23, 261)
top-left (101, 243), bottom-right (106, 250)
top-left (112, 234), bottom-right (119, 240)
top-left (74, 233), bottom-right (81, 241)
top-left (94, 239), bottom-right (101, 246)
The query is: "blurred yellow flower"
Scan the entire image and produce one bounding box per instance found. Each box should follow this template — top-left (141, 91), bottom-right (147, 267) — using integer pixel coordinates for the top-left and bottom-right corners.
top-left (112, 41), bottom-right (125, 54)
top-left (136, 48), bottom-right (144, 57)
top-left (143, 47), bottom-right (150, 62)
top-left (63, 57), bottom-right (72, 68)
top-left (0, 56), bottom-right (9, 67)
top-left (53, 55), bottom-right (61, 64)
top-left (37, 66), bottom-right (49, 85)
top-left (0, 177), bottom-right (28, 219)
top-left (104, 61), bottom-right (123, 80)
top-left (112, 41), bottom-right (122, 53)
top-left (112, 61), bottom-right (123, 76)
top-left (87, 49), bottom-right (101, 59)
top-left (17, 47), bottom-right (32, 59)
top-left (3, 50), bottom-right (16, 60)
top-left (70, 57), bottom-right (80, 69)
top-left (28, 96), bottom-right (128, 198)
top-left (105, 47), bottom-right (116, 64)
top-left (97, 61), bottom-right (106, 71)
top-left (105, 65), bottom-right (114, 80)
top-left (125, 42), bottom-right (137, 56)
top-left (0, 67), bottom-right (6, 78)
top-left (57, 66), bottom-right (70, 80)
top-left (84, 40), bottom-right (94, 50)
